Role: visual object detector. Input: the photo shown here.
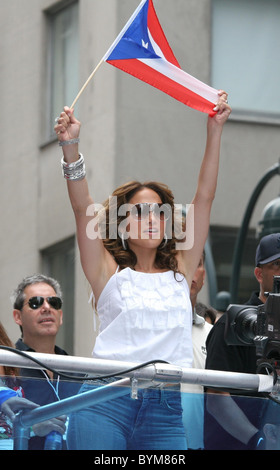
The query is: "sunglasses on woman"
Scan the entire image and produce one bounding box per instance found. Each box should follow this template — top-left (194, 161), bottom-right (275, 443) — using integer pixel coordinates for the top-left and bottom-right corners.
top-left (130, 203), bottom-right (171, 220)
top-left (25, 296), bottom-right (62, 310)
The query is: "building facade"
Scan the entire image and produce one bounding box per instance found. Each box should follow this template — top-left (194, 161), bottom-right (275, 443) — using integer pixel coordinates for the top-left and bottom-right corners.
top-left (1, 0), bottom-right (279, 356)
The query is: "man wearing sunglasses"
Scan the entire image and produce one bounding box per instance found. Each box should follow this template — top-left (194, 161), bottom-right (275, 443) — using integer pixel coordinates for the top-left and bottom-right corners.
top-left (13, 274), bottom-right (64, 364)
top-left (11, 274), bottom-right (81, 449)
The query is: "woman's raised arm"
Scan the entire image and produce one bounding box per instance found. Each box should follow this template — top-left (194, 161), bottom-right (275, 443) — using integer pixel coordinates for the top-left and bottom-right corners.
top-left (55, 107), bottom-right (117, 300)
top-left (178, 91), bottom-right (231, 286)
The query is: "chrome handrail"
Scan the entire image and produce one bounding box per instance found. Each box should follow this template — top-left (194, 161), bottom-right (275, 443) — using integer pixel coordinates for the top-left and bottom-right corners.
top-left (0, 348), bottom-right (274, 392)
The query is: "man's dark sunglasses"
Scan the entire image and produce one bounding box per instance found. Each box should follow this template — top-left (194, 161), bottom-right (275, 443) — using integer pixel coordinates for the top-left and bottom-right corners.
top-left (25, 296), bottom-right (62, 310)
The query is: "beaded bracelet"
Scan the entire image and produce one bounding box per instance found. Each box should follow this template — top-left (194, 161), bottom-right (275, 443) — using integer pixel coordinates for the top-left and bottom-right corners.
top-left (61, 153), bottom-right (86, 181)
top-left (59, 138), bottom-right (80, 147)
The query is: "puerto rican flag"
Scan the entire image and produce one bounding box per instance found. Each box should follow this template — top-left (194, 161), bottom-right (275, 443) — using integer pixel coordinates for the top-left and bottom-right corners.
top-left (103, 0), bottom-right (218, 115)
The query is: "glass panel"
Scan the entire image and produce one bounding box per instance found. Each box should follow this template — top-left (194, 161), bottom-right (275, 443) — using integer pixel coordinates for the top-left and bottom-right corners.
top-left (1, 373), bottom-right (279, 450)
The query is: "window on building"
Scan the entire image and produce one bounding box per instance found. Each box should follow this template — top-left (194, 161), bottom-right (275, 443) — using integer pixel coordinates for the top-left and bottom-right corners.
top-left (211, 0), bottom-right (280, 123)
top-left (41, 237), bottom-right (75, 354)
top-left (45, 1), bottom-right (79, 140)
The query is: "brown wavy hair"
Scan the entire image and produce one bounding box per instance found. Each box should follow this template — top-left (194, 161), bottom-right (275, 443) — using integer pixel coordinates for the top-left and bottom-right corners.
top-left (0, 321), bottom-right (19, 377)
top-left (100, 181), bottom-right (181, 273)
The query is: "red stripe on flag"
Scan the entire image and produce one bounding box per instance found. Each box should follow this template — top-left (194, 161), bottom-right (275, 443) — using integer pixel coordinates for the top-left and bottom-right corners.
top-left (107, 58), bottom-right (216, 115)
top-left (147, 0), bottom-right (181, 68)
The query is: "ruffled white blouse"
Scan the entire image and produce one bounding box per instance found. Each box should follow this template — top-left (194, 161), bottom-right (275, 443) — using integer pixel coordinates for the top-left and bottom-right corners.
top-left (93, 267), bottom-right (193, 367)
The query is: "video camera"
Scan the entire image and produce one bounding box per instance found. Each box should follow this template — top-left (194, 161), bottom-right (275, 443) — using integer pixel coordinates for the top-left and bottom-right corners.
top-left (225, 276), bottom-right (280, 376)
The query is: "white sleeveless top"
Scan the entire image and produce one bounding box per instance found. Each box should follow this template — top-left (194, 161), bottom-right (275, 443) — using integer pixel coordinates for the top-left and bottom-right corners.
top-left (93, 267), bottom-right (193, 368)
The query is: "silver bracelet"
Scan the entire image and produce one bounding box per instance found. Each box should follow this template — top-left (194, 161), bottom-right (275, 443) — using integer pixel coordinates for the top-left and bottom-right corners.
top-left (59, 138), bottom-right (80, 147)
top-left (61, 153), bottom-right (86, 181)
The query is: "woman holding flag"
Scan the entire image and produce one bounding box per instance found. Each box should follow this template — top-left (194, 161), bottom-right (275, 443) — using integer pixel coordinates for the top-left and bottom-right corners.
top-left (54, 89), bottom-right (230, 450)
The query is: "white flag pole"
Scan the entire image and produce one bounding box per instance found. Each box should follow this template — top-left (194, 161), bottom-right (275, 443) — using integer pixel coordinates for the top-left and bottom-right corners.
top-left (70, 0), bottom-right (148, 109)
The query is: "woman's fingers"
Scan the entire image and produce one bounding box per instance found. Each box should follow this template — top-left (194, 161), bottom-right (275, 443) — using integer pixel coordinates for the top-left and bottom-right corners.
top-left (54, 107), bottom-right (81, 141)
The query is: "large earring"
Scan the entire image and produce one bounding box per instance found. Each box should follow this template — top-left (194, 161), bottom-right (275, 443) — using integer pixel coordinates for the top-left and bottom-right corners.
top-left (121, 233), bottom-right (127, 251)
top-left (159, 233), bottom-right (168, 250)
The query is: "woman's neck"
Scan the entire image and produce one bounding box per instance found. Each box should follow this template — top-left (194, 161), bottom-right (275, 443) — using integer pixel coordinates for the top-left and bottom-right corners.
top-left (130, 245), bottom-right (156, 273)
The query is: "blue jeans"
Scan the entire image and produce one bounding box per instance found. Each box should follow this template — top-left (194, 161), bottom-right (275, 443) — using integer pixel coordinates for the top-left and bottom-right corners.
top-left (67, 382), bottom-right (187, 450)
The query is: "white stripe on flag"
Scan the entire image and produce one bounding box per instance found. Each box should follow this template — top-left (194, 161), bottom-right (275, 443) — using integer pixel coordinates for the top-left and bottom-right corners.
top-left (139, 57), bottom-right (218, 104)
top-left (147, 28), bottom-right (166, 59)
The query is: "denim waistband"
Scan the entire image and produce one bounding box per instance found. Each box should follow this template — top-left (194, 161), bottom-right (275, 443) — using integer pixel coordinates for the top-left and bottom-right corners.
top-left (84, 375), bottom-right (181, 392)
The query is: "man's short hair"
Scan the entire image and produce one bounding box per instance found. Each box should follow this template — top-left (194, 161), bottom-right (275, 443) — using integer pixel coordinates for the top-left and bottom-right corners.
top-left (12, 274), bottom-right (63, 311)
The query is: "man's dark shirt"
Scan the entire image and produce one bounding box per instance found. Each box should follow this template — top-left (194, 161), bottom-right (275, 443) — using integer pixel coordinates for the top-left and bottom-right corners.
top-left (205, 293), bottom-right (262, 376)
top-left (16, 339), bottom-right (82, 450)
top-left (204, 292), bottom-right (267, 450)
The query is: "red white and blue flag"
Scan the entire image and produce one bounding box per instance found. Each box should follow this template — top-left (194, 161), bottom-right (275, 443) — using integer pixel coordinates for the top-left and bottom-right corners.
top-left (103, 0), bottom-right (218, 115)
